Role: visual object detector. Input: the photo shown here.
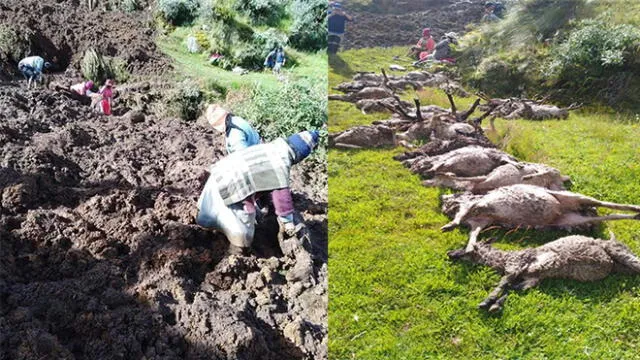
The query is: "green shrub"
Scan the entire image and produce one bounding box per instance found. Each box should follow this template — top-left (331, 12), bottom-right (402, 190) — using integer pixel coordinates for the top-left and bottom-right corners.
top-left (81, 48), bottom-right (111, 83)
top-left (157, 0), bottom-right (199, 26)
top-left (288, 0), bottom-right (327, 51)
top-left (232, 79), bottom-right (326, 141)
top-left (547, 19), bottom-right (640, 105)
top-left (233, 0), bottom-right (287, 26)
top-left (108, 57), bottom-right (131, 83)
top-left (120, 0), bottom-right (139, 12)
top-left (0, 26), bottom-right (30, 63)
top-left (170, 79), bottom-right (204, 121)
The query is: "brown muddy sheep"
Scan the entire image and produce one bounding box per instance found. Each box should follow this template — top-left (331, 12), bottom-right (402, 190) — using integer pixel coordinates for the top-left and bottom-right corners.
top-left (422, 162), bottom-right (571, 193)
top-left (403, 145), bottom-right (518, 179)
top-left (448, 233), bottom-right (640, 312)
top-left (441, 184), bottom-right (640, 252)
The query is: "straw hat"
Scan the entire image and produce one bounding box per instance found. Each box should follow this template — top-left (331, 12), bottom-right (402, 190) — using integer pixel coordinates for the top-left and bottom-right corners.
top-left (206, 104), bottom-right (229, 132)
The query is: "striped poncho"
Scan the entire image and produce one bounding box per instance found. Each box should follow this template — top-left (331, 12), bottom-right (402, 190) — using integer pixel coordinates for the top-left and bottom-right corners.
top-left (208, 138), bottom-right (294, 205)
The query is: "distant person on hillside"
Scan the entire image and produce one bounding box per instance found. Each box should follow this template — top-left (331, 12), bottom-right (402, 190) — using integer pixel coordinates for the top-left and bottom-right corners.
top-left (410, 28), bottom-right (436, 60)
top-left (273, 47), bottom-right (286, 73)
top-left (18, 56), bottom-right (51, 88)
top-left (328, 3), bottom-right (353, 54)
top-left (415, 32), bottom-right (458, 65)
top-left (482, 2), bottom-right (505, 22)
top-left (264, 47), bottom-right (277, 70)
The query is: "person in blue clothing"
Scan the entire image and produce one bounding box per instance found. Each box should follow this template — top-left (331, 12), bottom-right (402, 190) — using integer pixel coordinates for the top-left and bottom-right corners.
top-left (327, 3), bottom-right (353, 54)
top-left (273, 47), bottom-right (286, 73)
top-left (18, 56), bottom-right (51, 88)
top-left (205, 104), bottom-right (261, 154)
top-left (264, 47), bottom-right (277, 70)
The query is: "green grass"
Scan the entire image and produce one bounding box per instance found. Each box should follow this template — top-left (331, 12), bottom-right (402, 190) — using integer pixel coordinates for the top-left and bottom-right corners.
top-left (329, 47), bottom-right (477, 132)
top-left (329, 47), bottom-right (640, 359)
top-left (157, 27), bottom-right (327, 91)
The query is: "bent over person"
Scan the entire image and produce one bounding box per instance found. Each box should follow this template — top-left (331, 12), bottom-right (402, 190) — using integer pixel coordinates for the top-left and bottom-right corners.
top-left (196, 130), bottom-right (320, 279)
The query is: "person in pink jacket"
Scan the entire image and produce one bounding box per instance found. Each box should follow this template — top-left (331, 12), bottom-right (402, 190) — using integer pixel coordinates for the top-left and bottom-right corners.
top-left (70, 80), bottom-right (95, 96)
top-left (93, 79), bottom-right (115, 115)
top-left (410, 28), bottom-right (436, 60)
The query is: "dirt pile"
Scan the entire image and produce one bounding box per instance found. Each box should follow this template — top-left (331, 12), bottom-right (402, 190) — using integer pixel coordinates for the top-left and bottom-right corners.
top-left (341, 0), bottom-right (484, 50)
top-left (0, 84), bottom-right (328, 359)
top-left (0, 0), bottom-right (169, 79)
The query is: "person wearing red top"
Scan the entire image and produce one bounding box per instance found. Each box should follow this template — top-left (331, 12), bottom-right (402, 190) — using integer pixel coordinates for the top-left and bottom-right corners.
top-left (93, 79), bottom-right (115, 115)
top-left (410, 28), bottom-right (436, 60)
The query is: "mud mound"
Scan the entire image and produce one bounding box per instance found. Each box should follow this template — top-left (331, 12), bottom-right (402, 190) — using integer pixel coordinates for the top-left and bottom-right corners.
top-left (341, 0), bottom-right (484, 49)
top-left (0, 0), bottom-right (169, 78)
top-left (0, 86), bottom-right (328, 359)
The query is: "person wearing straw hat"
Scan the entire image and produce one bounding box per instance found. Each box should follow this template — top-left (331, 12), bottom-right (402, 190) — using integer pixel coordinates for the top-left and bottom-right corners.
top-left (205, 104), bottom-right (261, 154)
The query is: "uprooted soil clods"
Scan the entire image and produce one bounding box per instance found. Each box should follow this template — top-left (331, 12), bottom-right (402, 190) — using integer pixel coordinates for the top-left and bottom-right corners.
top-left (0, 83), bottom-right (328, 359)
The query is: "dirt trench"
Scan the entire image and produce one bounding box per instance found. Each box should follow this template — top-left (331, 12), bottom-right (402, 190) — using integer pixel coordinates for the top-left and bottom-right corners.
top-left (0, 81), bottom-right (328, 359)
top-left (0, 0), bottom-right (170, 79)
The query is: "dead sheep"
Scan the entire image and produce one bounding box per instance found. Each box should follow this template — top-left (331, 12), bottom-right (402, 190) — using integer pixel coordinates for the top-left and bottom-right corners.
top-left (448, 233), bottom-right (640, 312)
top-left (422, 162), bottom-right (570, 192)
top-left (441, 184), bottom-right (640, 252)
top-left (403, 145), bottom-right (518, 178)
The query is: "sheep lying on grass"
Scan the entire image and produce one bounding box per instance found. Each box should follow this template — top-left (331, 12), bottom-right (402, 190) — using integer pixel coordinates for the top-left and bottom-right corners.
top-left (441, 184), bottom-right (640, 252)
top-left (422, 162), bottom-right (570, 193)
top-left (403, 145), bottom-right (518, 179)
top-left (447, 233), bottom-right (640, 312)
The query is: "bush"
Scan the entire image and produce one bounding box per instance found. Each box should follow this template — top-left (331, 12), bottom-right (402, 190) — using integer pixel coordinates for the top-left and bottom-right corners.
top-left (169, 80), bottom-right (203, 121)
top-left (232, 79), bottom-right (326, 141)
top-left (288, 0), bottom-right (327, 51)
top-left (120, 0), bottom-right (139, 12)
top-left (109, 57), bottom-right (131, 83)
top-left (81, 48), bottom-right (111, 83)
top-left (157, 0), bottom-right (199, 26)
top-left (547, 19), bottom-right (640, 105)
top-left (233, 0), bottom-right (286, 26)
top-left (0, 26), bottom-right (30, 63)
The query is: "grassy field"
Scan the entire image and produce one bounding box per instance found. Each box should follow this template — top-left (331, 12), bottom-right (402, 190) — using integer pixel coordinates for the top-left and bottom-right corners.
top-left (158, 27), bottom-right (327, 91)
top-left (329, 47), bottom-right (640, 359)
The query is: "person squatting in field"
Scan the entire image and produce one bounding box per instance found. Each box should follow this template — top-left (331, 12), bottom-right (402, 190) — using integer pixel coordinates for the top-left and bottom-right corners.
top-left (203, 104), bottom-right (317, 241)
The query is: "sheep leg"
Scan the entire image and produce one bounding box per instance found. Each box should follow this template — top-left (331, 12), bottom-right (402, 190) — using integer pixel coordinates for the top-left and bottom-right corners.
top-left (548, 190), bottom-right (640, 213)
top-left (604, 241), bottom-right (640, 273)
top-left (465, 225), bottom-right (484, 252)
top-left (555, 212), bottom-right (640, 228)
top-left (511, 277), bottom-right (539, 291)
top-left (479, 274), bottom-right (515, 310)
top-left (488, 292), bottom-right (509, 312)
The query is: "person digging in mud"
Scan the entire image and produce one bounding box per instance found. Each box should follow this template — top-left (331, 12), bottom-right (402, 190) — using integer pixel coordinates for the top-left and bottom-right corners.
top-left (18, 56), bottom-right (51, 89)
top-left (409, 28), bottom-right (436, 60)
top-left (92, 79), bottom-right (115, 115)
top-left (196, 130), bottom-right (320, 280)
top-left (206, 104), bottom-right (304, 237)
top-left (54, 80), bottom-right (97, 105)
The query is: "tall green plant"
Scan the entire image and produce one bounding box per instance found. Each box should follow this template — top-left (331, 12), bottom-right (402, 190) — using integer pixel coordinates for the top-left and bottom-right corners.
top-left (81, 48), bottom-right (110, 83)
